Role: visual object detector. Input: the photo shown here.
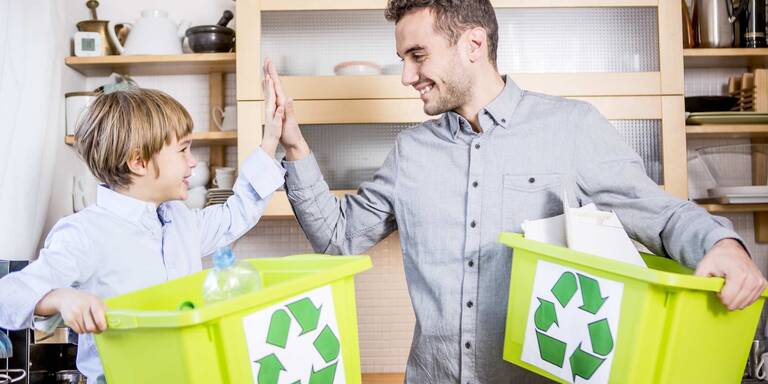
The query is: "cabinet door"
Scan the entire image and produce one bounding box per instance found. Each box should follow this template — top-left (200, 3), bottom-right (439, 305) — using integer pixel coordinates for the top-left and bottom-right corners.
top-left (236, 0), bottom-right (263, 101)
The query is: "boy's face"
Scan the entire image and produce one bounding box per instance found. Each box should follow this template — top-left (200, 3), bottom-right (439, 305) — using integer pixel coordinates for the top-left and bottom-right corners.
top-left (149, 134), bottom-right (197, 202)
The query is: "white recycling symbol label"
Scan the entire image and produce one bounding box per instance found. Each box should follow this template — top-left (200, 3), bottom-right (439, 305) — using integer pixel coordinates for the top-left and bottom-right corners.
top-left (521, 260), bottom-right (624, 384)
top-left (243, 285), bottom-right (345, 384)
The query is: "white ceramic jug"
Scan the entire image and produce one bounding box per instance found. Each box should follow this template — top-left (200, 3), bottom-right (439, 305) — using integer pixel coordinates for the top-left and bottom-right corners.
top-left (109, 9), bottom-right (189, 55)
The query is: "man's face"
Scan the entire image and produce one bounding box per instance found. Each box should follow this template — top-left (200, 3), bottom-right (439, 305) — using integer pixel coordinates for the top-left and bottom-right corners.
top-left (147, 134), bottom-right (197, 202)
top-left (396, 8), bottom-right (472, 116)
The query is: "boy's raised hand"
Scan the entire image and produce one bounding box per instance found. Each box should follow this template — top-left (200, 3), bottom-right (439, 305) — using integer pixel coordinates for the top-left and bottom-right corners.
top-left (263, 59), bottom-right (310, 161)
top-left (36, 288), bottom-right (108, 334)
top-left (261, 58), bottom-right (283, 158)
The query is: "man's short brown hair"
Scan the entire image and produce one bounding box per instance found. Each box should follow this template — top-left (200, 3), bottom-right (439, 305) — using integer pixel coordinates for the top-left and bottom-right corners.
top-left (74, 88), bottom-right (193, 189)
top-left (385, 0), bottom-right (499, 66)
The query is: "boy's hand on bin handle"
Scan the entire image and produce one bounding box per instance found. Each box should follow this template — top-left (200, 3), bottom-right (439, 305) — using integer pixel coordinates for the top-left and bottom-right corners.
top-left (35, 288), bottom-right (108, 334)
top-left (695, 238), bottom-right (768, 311)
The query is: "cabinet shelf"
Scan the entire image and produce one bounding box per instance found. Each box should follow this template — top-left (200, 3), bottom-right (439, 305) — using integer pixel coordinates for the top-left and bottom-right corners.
top-left (279, 72), bottom-right (662, 100)
top-left (260, 0), bottom-right (657, 11)
top-left (699, 203), bottom-right (768, 213)
top-left (683, 48), bottom-right (768, 68)
top-left (686, 124), bottom-right (768, 138)
top-left (264, 190), bottom-right (355, 218)
top-left (64, 131), bottom-right (237, 146)
top-left (65, 53), bottom-right (236, 76)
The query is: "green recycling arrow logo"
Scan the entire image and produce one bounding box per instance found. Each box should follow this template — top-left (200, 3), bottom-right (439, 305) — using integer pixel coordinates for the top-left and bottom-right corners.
top-left (533, 271), bottom-right (615, 381)
top-left (250, 288), bottom-right (343, 384)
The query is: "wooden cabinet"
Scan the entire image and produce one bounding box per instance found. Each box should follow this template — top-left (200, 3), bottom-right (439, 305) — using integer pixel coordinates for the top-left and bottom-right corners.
top-left (683, 48), bottom-right (768, 241)
top-left (235, 0), bottom-right (687, 217)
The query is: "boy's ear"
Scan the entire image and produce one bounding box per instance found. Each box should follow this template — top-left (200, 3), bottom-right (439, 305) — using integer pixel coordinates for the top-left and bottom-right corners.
top-left (126, 153), bottom-right (149, 176)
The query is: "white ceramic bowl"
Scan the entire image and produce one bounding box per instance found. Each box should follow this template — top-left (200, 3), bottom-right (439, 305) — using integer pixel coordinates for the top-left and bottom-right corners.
top-left (185, 186), bottom-right (207, 209)
top-left (382, 62), bottom-right (403, 75)
top-left (333, 61), bottom-right (382, 76)
top-left (188, 161), bottom-right (210, 188)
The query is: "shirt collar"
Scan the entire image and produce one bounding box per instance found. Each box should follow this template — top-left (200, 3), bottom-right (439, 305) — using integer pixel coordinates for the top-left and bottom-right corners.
top-left (443, 75), bottom-right (523, 140)
top-left (96, 185), bottom-right (170, 225)
top-left (482, 75), bottom-right (522, 129)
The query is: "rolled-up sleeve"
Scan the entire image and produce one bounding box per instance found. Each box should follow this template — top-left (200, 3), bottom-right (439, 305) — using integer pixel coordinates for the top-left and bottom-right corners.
top-left (572, 103), bottom-right (743, 268)
top-left (282, 144), bottom-right (398, 255)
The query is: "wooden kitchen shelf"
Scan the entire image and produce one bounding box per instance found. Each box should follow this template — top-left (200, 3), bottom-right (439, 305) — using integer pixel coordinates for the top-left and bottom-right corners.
top-left (264, 190), bottom-right (355, 218)
top-left (64, 131), bottom-right (237, 146)
top-left (260, 0), bottom-right (657, 11)
top-left (65, 53), bottom-right (236, 76)
top-left (280, 72), bottom-right (663, 100)
top-left (686, 124), bottom-right (768, 138)
top-left (286, 95), bottom-right (662, 125)
top-left (683, 48), bottom-right (768, 68)
top-left (700, 203), bottom-right (768, 213)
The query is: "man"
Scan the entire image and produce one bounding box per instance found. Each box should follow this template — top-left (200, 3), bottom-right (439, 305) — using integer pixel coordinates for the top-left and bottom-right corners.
top-left (263, 0), bottom-right (767, 382)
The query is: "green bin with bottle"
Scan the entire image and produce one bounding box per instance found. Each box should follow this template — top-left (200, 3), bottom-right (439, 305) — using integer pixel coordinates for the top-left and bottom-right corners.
top-left (94, 254), bottom-right (371, 384)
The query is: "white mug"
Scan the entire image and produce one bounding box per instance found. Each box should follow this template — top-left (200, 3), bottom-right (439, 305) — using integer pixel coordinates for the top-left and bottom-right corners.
top-left (65, 92), bottom-right (99, 136)
top-left (213, 105), bottom-right (237, 131)
top-left (213, 173), bottom-right (235, 189)
top-left (213, 167), bottom-right (236, 189)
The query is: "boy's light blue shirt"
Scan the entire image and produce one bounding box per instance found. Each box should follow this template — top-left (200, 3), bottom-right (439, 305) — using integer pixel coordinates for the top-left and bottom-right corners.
top-left (0, 148), bottom-right (285, 381)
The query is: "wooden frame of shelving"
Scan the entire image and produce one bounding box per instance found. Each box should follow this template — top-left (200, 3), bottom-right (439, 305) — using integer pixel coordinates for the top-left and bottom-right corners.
top-left (683, 48), bottom-right (768, 68)
top-left (64, 131), bottom-right (237, 146)
top-left (237, 0), bottom-right (687, 217)
top-left (65, 53), bottom-right (235, 76)
top-left (683, 48), bottom-right (768, 241)
top-left (686, 124), bottom-right (768, 138)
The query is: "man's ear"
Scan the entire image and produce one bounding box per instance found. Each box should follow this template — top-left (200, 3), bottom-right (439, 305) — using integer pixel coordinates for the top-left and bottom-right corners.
top-left (126, 152), bottom-right (149, 177)
top-left (466, 27), bottom-right (488, 64)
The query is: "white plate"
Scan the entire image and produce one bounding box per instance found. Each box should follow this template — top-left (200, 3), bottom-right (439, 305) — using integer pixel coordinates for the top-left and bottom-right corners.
top-left (686, 112), bottom-right (768, 125)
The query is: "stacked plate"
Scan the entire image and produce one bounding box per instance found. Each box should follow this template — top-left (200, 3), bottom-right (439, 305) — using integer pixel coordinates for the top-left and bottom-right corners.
top-left (205, 188), bottom-right (234, 207)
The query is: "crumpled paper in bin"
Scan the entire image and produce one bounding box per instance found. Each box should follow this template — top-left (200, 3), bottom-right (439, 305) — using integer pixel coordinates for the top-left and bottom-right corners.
top-left (521, 189), bottom-right (647, 268)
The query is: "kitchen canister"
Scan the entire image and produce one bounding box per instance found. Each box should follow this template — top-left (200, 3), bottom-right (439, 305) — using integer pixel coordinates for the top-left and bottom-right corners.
top-left (65, 92), bottom-right (100, 136)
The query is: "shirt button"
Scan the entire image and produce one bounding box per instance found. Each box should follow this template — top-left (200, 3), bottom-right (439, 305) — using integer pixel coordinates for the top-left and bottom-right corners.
top-left (475, 143), bottom-right (480, 150)
top-left (528, 177), bottom-right (535, 183)
top-left (465, 341), bottom-right (472, 349)
top-left (501, 118), bottom-right (507, 123)
top-left (470, 220), bottom-right (477, 228)
top-left (467, 301), bottom-right (474, 308)
top-left (472, 181), bottom-right (479, 188)
top-left (468, 260), bottom-right (474, 267)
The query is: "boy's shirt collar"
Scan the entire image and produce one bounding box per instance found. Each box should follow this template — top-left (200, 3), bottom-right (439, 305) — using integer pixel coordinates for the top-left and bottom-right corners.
top-left (96, 184), bottom-right (166, 226)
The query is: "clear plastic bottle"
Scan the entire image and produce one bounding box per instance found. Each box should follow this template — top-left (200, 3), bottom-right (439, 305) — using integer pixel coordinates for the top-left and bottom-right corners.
top-left (201, 246), bottom-right (261, 304)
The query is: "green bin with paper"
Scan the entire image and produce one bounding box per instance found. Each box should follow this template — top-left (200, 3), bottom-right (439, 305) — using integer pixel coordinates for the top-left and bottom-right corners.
top-left (500, 204), bottom-right (767, 383)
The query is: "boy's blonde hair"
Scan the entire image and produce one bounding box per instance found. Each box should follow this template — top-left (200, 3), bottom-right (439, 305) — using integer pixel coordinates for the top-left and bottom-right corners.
top-left (74, 88), bottom-right (193, 189)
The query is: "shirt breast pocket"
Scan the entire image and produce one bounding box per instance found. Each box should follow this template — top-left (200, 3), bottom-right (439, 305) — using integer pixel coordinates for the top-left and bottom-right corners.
top-left (502, 173), bottom-right (564, 232)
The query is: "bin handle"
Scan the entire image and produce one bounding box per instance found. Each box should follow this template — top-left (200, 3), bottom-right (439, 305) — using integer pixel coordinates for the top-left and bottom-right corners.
top-left (105, 311), bottom-right (139, 330)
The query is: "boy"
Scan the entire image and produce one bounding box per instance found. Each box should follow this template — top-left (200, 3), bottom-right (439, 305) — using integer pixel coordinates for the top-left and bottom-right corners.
top-left (0, 88), bottom-right (286, 381)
